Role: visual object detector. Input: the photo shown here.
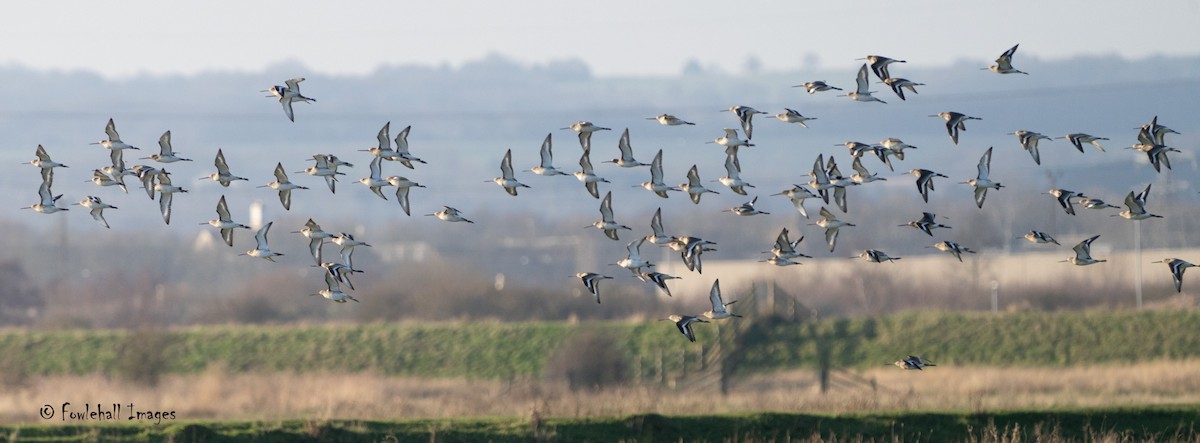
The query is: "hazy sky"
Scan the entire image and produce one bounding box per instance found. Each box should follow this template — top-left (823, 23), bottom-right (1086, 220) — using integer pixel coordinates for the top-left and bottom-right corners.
top-left (6, 1), bottom-right (1200, 78)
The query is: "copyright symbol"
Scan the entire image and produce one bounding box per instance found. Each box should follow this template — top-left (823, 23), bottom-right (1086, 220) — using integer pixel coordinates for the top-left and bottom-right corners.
top-left (39, 404), bottom-right (54, 420)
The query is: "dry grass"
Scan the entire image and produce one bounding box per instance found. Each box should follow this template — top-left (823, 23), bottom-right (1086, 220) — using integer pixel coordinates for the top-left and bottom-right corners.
top-left (4, 360), bottom-right (1200, 423)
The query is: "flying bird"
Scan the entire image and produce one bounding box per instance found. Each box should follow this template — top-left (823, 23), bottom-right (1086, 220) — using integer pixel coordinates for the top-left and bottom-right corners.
top-left (258, 163), bottom-right (308, 211)
top-left (529, 133), bottom-right (569, 177)
top-left (930, 112), bottom-right (980, 145)
top-left (241, 221), bottom-right (284, 262)
top-left (646, 114), bottom-right (695, 126)
top-left (575, 273), bottom-right (614, 304)
top-left (638, 149), bottom-right (681, 198)
top-left (962, 147), bottom-right (1003, 208)
top-left (72, 196), bottom-right (115, 228)
top-left (794, 80), bottom-right (842, 94)
top-left (662, 314), bottom-right (707, 342)
top-left (201, 195), bottom-right (251, 247)
top-left (590, 191), bottom-right (630, 241)
top-left (722, 105), bottom-right (768, 139)
top-left (909, 169), bottom-right (948, 203)
top-left (702, 279), bottom-right (742, 320)
top-left (985, 44), bottom-right (1028, 75)
top-left (490, 149), bottom-right (531, 196)
top-left (562, 121), bottom-right (611, 151)
top-left (679, 164), bottom-right (719, 204)
top-left (1153, 259), bottom-right (1198, 293)
top-left (839, 64), bottom-right (887, 103)
top-left (201, 149), bottom-right (249, 187)
top-left (1061, 235), bottom-right (1105, 266)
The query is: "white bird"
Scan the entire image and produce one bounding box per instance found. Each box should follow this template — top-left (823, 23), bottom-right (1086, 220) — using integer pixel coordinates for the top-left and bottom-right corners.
top-left (562, 121), bottom-right (611, 151)
top-left (909, 169), bottom-right (948, 203)
top-left (590, 191), bottom-right (631, 241)
top-left (1116, 184), bottom-right (1162, 220)
top-left (263, 77), bottom-right (316, 122)
top-left (575, 272), bottom-right (614, 304)
top-left (88, 169), bottom-right (128, 193)
top-left (361, 122), bottom-right (400, 161)
top-left (616, 238), bottom-right (652, 275)
top-left (331, 233), bottom-right (372, 270)
top-left (794, 80), bottom-right (842, 94)
top-left (850, 157), bottom-right (886, 184)
top-left (646, 114), bottom-right (695, 126)
top-left (387, 175), bottom-right (425, 216)
top-left (292, 218), bottom-right (333, 265)
top-left (930, 112), bottom-right (980, 145)
top-left (838, 64), bottom-right (886, 104)
top-left (22, 170), bottom-right (67, 214)
top-left (72, 196), bottom-right (115, 228)
top-left (201, 195), bottom-right (251, 247)
top-left (726, 196), bottom-right (769, 216)
top-left (679, 164), bottom-right (719, 204)
top-left (604, 128), bottom-right (649, 168)
top-left (761, 256), bottom-right (803, 267)
top-left (662, 314), bottom-right (708, 342)
top-left (1021, 230), bottom-right (1060, 246)
top-left (931, 241), bottom-right (976, 263)
top-left (644, 207), bottom-right (673, 246)
top-left (771, 108), bottom-right (816, 127)
top-left (573, 147), bottom-right (610, 199)
top-left (311, 268), bottom-right (358, 303)
top-left (1061, 235), bottom-right (1105, 266)
top-left (90, 118), bottom-right (140, 151)
top-left (529, 133), bottom-right (569, 176)
top-left (1153, 258), bottom-right (1198, 293)
top-left (853, 249), bottom-right (902, 263)
top-left (879, 138), bottom-right (917, 163)
top-left (707, 128), bottom-right (754, 149)
top-left (961, 147), bottom-right (1003, 208)
top-left (639, 271), bottom-right (681, 297)
top-left (393, 125), bottom-right (426, 169)
top-left (154, 169), bottom-right (187, 225)
top-left (241, 221), bottom-right (284, 262)
top-left (900, 212), bottom-right (951, 237)
top-left (722, 105), bottom-right (768, 140)
top-left (358, 157), bottom-right (394, 200)
top-left (807, 153), bottom-right (835, 203)
top-left (702, 279), bottom-right (742, 320)
top-left (25, 144), bottom-right (68, 181)
top-left (298, 154), bottom-right (344, 194)
top-left (765, 227), bottom-right (811, 261)
top-left (201, 149), bottom-right (249, 187)
top-left (811, 207), bottom-right (855, 252)
top-left (140, 131), bottom-right (192, 163)
top-left (428, 206), bottom-right (474, 223)
top-left (985, 44), bottom-right (1028, 75)
top-left (772, 185), bottom-right (816, 219)
top-left (1079, 197), bottom-right (1120, 211)
top-left (639, 149), bottom-right (681, 198)
top-left (490, 149), bottom-right (531, 196)
top-left (717, 149), bottom-right (755, 195)
top-left (258, 163), bottom-right (308, 211)
top-left (1057, 133), bottom-right (1108, 153)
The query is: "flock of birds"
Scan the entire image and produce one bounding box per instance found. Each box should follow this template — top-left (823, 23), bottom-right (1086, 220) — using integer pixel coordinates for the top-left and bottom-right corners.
top-left (17, 44), bottom-right (1194, 361)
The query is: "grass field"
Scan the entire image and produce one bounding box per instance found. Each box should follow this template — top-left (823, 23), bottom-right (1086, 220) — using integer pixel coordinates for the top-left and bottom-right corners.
top-left (3, 407), bottom-right (1200, 442)
top-left (4, 310), bottom-right (1200, 382)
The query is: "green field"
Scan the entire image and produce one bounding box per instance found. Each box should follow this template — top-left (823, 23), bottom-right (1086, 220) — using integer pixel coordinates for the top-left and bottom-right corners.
top-left (4, 407), bottom-right (1200, 442)
top-left (4, 310), bottom-right (1200, 381)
